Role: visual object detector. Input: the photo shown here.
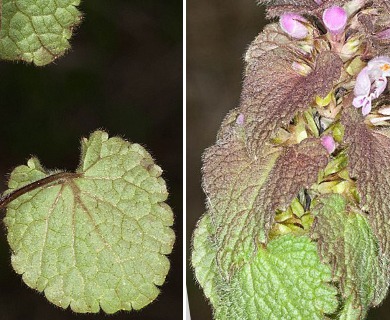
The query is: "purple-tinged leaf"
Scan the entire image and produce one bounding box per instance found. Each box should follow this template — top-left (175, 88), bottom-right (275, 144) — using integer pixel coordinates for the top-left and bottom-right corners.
top-left (241, 49), bottom-right (342, 155)
top-left (342, 105), bottom-right (390, 277)
top-left (244, 23), bottom-right (299, 63)
top-left (356, 10), bottom-right (390, 58)
top-left (202, 133), bottom-right (328, 278)
top-left (216, 108), bottom-right (242, 141)
top-left (257, 0), bottom-right (350, 18)
top-left (202, 133), bottom-right (281, 279)
top-left (259, 138), bottom-right (329, 224)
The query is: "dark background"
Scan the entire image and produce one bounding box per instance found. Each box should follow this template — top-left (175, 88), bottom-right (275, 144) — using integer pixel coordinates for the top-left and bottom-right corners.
top-left (187, 1), bottom-right (390, 319)
top-left (0, 1), bottom-right (182, 319)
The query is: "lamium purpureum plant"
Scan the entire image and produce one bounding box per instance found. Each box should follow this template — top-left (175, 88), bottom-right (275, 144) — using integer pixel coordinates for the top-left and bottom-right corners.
top-left (192, 0), bottom-right (390, 319)
top-left (0, 0), bottom-right (175, 314)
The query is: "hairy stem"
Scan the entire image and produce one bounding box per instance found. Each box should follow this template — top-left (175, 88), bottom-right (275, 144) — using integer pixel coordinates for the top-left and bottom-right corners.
top-left (0, 172), bottom-right (82, 210)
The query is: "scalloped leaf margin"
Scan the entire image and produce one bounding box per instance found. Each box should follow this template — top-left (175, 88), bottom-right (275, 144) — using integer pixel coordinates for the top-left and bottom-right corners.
top-left (4, 130), bottom-right (175, 314)
top-left (0, 0), bottom-right (82, 65)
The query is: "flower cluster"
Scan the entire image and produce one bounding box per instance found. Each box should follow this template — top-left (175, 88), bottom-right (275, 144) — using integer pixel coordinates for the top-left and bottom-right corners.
top-left (280, 5), bottom-right (390, 117)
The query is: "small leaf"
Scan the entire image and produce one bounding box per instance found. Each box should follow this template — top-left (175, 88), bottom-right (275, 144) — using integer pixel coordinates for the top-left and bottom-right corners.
top-left (312, 194), bottom-right (388, 319)
top-left (215, 235), bottom-right (338, 320)
top-left (3, 131), bottom-right (174, 313)
top-left (241, 48), bottom-right (342, 155)
top-left (261, 138), bottom-right (329, 224)
top-left (354, 8), bottom-right (390, 57)
top-left (342, 106), bottom-right (390, 278)
top-left (0, 0), bottom-right (82, 65)
top-left (244, 23), bottom-right (297, 63)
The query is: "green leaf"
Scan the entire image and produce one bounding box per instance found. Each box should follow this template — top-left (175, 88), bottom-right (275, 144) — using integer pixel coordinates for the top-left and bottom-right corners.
top-left (191, 212), bottom-right (223, 308)
top-left (217, 235), bottom-right (338, 319)
top-left (0, 0), bottom-right (82, 65)
top-left (214, 235), bottom-right (338, 319)
top-left (3, 131), bottom-right (175, 313)
top-left (312, 194), bottom-right (388, 319)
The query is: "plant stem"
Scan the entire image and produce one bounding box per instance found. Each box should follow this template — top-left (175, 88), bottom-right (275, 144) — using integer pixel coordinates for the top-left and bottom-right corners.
top-left (0, 172), bottom-right (82, 210)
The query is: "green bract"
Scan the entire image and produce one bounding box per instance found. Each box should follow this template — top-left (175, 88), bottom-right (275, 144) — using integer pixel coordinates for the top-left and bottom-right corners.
top-left (3, 131), bottom-right (175, 313)
top-left (0, 0), bottom-right (82, 65)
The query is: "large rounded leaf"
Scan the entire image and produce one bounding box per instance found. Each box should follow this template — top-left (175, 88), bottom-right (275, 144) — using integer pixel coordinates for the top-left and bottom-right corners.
top-left (3, 131), bottom-right (175, 313)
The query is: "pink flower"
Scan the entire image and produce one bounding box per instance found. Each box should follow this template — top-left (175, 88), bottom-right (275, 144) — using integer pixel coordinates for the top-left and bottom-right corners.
top-left (353, 57), bottom-right (390, 116)
top-left (322, 6), bottom-right (348, 36)
top-left (321, 135), bottom-right (336, 154)
top-left (280, 13), bottom-right (308, 39)
top-left (368, 56), bottom-right (390, 77)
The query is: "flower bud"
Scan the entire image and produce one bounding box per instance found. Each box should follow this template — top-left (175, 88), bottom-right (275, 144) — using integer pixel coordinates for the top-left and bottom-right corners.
top-left (236, 114), bottom-right (244, 125)
top-left (378, 106), bottom-right (390, 115)
top-left (292, 61), bottom-right (312, 76)
top-left (280, 13), bottom-right (308, 39)
top-left (341, 35), bottom-right (361, 57)
top-left (322, 6), bottom-right (348, 36)
top-left (321, 135), bottom-right (336, 154)
top-left (370, 116), bottom-right (390, 125)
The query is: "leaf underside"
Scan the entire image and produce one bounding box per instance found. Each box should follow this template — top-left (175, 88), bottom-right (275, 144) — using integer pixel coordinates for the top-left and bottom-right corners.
top-left (0, 0), bottom-right (82, 65)
top-left (4, 131), bottom-right (175, 314)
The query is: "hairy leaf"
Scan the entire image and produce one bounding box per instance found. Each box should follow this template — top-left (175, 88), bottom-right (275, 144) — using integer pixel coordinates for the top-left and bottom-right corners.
top-left (216, 107), bottom-right (242, 142)
top-left (203, 129), bottom-right (328, 279)
top-left (202, 132), bottom-right (281, 279)
top-left (241, 49), bottom-right (342, 155)
top-left (244, 23), bottom-right (297, 64)
top-left (257, 0), bottom-right (350, 17)
top-left (191, 212), bottom-right (224, 308)
top-left (3, 131), bottom-right (174, 313)
top-left (356, 9), bottom-right (390, 57)
top-left (312, 194), bottom-right (388, 319)
top-left (215, 235), bottom-right (338, 320)
top-left (0, 0), bottom-right (82, 65)
top-left (261, 138), bottom-right (329, 221)
top-left (342, 106), bottom-right (390, 277)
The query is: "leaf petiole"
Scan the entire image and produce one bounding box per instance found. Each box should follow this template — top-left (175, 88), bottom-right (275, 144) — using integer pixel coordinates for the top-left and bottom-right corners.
top-left (0, 172), bottom-right (82, 210)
